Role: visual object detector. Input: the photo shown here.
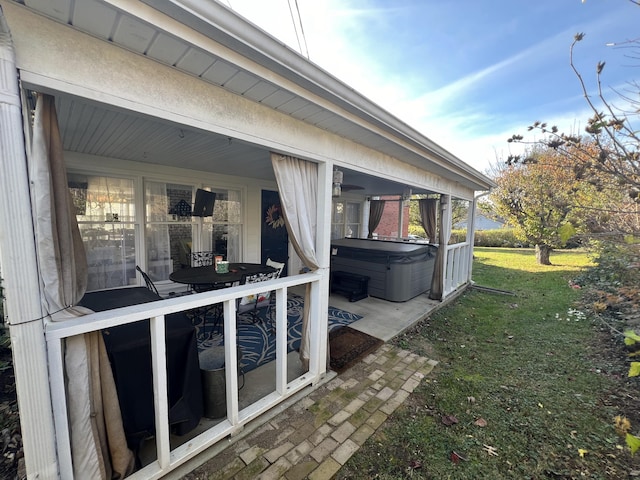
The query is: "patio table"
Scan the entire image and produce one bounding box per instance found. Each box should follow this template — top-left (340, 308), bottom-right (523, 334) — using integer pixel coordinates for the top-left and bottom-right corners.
top-left (169, 262), bottom-right (275, 289)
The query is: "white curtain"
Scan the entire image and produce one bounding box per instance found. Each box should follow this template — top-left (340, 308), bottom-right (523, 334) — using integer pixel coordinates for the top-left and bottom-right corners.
top-left (271, 153), bottom-right (319, 368)
top-left (30, 94), bottom-right (134, 478)
top-left (145, 181), bottom-right (172, 280)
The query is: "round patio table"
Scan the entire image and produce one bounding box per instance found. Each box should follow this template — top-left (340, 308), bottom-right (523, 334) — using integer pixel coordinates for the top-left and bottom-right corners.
top-left (169, 262), bottom-right (275, 288)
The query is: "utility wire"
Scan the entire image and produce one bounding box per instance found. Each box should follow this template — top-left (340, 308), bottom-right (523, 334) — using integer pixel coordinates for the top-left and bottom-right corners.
top-left (293, 0), bottom-right (310, 59)
top-left (225, 0), bottom-right (309, 59)
top-left (287, 0), bottom-right (310, 59)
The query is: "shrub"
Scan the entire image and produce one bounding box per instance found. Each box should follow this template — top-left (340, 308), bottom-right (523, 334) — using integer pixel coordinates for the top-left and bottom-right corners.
top-left (576, 238), bottom-right (640, 292)
top-left (415, 226), bottom-right (582, 249)
top-left (448, 228), bottom-right (526, 247)
top-left (474, 228), bottom-right (527, 247)
top-left (407, 224), bottom-right (427, 238)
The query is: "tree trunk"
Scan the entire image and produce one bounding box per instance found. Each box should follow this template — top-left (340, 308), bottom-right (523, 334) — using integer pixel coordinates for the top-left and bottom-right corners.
top-left (535, 244), bottom-right (552, 265)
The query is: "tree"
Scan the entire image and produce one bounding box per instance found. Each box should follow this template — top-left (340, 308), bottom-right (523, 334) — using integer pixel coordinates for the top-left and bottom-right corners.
top-left (490, 146), bottom-right (608, 264)
top-left (507, 29), bottom-right (640, 235)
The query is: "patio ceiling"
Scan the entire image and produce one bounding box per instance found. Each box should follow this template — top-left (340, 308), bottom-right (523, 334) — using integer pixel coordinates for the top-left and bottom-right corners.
top-left (15, 0), bottom-right (493, 196)
top-left (51, 92), bottom-right (422, 197)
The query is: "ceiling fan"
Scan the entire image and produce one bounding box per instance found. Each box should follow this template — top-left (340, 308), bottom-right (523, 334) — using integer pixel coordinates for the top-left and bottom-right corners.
top-left (341, 184), bottom-right (365, 192)
top-left (332, 167), bottom-right (364, 196)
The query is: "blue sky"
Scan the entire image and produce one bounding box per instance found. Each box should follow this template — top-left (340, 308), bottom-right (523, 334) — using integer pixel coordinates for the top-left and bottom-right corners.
top-left (223, 0), bottom-right (639, 174)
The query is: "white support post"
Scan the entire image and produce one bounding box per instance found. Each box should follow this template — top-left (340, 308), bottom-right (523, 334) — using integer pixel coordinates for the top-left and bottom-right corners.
top-left (0, 12), bottom-right (59, 478)
top-left (150, 315), bottom-right (170, 469)
top-left (440, 194), bottom-right (452, 298)
top-left (224, 298), bottom-right (240, 425)
top-left (275, 287), bottom-right (287, 394)
top-left (309, 160), bottom-right (332, 378)
top-left (397, 199), bottom-right (404, 240)
top-left (467, 196), bottom-right (478, 283)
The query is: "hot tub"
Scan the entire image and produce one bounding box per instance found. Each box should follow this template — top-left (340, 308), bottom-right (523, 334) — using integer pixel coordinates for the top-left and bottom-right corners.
top-left (330, 238), bottom-right (438, 302)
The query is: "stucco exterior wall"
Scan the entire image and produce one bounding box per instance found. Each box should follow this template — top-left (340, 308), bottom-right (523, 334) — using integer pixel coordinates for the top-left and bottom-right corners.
top-left (2, 1), bottom-right (476, 201)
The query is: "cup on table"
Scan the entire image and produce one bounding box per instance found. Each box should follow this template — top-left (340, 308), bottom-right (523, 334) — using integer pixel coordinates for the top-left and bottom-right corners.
top-left (216, 261), bottom-right (229, 274)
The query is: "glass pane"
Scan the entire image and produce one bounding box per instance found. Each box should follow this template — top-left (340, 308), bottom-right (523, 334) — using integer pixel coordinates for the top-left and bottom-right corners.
top-left (169, 223), bottom-right (193, 271)
top-left (346, 202), bottom-right (360, 223)
top-left (346, 223), bottom-right (359, 238)
top-left (147, 182), bottom-right (194, 222)
top-left (145, 224), bottom-right (175, 281)
top-left (224, 224), bottom-right (241, 262)
top-left (69, 174), bottom-right (135, 223)
top-left (332, 202), bottom-right (344, 223)
top-left (331, 224), bottom-right (343, 240)
top-left (209, 189), bottom-right (241, 223)
top-left (79, 223), bottom-right (136, 291)
top-left (201, 223), bottom-right (241, 263)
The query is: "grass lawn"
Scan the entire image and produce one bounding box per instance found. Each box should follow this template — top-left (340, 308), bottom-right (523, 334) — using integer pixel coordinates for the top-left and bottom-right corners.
top-left (336, 247), bottom-right (640, 479)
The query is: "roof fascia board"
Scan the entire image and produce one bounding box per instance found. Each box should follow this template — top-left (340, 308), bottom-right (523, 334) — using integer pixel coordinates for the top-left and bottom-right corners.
top-left (137, 0), bottom-right (494, 190)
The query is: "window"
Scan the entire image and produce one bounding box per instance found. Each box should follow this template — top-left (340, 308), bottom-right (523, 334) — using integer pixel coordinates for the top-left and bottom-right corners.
top-left (69, 173), bottom-right (244, 291)
top-left (331, 200), bottom-right (361, 239)
top-left (69, 174), bottom-right (136, 291)
top-left (201, 189), bottom-right (242, 263)
top-left (145, 182), bottom-right (243, 282)
top-left (145, 181), bottom-right (193, 282)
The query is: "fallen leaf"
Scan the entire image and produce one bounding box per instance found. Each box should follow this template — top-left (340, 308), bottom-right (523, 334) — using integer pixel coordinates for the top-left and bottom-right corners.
top-left (474, 418), bottom-right (488, 427)
top-left (408, 459), bottom-right (422, 470)
top-left (483, 444), bottom-right (498, 456)
top-left (450, 451), bottom-right (468, 463)
top-left (467, 396), bottom-right (476, 404)
top-left (578, 448), bottom-right (588, 458)
top-left (441, 414), bottom-right (459, 426)
top-left (626, 433), bottom-right (640, 455)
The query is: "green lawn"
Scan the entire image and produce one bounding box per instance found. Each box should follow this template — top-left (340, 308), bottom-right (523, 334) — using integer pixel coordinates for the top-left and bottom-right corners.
top-left (337, 248), bottom-right (640, 479)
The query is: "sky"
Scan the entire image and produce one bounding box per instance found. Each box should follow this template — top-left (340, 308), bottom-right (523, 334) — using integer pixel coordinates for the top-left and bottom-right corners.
top-left (219, 0), bottom-right (639, 176)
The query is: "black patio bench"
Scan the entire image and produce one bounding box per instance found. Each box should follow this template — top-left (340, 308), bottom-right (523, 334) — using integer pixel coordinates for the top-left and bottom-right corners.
top-left (330, 271), bottom-right (370, 302)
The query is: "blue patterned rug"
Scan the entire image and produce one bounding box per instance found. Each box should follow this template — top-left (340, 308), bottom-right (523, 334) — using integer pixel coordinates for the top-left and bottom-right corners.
top-left (193, 293), bottom-right (363, 373)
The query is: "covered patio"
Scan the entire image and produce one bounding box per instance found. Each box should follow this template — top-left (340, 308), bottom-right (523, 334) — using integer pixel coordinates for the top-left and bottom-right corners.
top-left (0, 1), bottom-right (494, 478)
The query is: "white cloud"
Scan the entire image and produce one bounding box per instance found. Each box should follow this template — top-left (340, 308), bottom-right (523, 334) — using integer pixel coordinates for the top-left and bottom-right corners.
top-left (223, 0), bottom-right (635, 178)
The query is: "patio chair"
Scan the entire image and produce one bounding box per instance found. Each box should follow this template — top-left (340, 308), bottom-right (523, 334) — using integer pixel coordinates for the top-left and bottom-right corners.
top-left (136, 265), bottom-right (159, 296)
top-left (265, 258), bottom-right (285, 322)
top-left (266, 257), bottom-right (285, 278)
top-left (237, 262), bottom-right (283, 326)
top-left (189, 251), bottom-right (218, 293)
top-left (190, 250), bottom-right (216, 267)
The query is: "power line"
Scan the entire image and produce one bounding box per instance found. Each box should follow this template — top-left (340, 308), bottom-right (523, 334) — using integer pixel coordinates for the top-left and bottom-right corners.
top-left (226, 0), bottom-right (309, 59)
top-left (287, 0), bottom-right (309, 59)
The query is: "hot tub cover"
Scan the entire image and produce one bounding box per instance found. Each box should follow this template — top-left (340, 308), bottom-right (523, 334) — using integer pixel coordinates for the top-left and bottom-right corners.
top-left (331, 238), bottom-right (437, 264)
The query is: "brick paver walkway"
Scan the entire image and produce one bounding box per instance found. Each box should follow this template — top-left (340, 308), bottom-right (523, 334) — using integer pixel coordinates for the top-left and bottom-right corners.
top-left (183, 344), bottom-right (438, 479)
